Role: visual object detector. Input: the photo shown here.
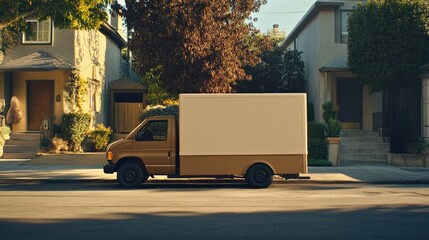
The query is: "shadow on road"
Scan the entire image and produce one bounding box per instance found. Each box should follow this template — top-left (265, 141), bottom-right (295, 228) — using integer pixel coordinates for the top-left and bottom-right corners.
top-left (0, 205), bottom-right (428, 240)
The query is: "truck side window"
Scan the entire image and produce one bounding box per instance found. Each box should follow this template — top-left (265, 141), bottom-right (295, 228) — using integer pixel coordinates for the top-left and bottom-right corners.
top-left (136, 120), bottom-right (168, 141)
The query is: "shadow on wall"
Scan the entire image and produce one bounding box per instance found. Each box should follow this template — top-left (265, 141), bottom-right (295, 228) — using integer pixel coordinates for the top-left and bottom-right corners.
top-left (0, 205), bottom-right (428, 240)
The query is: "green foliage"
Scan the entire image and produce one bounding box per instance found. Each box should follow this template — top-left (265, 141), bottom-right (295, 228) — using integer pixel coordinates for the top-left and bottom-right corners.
top-left (322, 101), bottom-right (339, 124)
top-left (308, 158), bottom-right (332, 167)
top-left (126, 0), bottom-right (270, 93)
top-left (308, 121), bottom-right (325, 139)
top-left (66, 70), bottom-right (88, 113)
top-left (308, 138), bottom-right (327, 160)
top-left (348, 0), bottom-right (429, 92)
top-left (403, 140), bottom-right (429, 154)
top-left (0, 0), bottom-right (110, 53)
top-left (61, 113), bottom-right (91, 152)
top-left (324, 118), bottom-right (342, 138)
top-left (40, 137), bottom-right (52, 150)
top-left (235, 49), bottom-right (305, 93)
top-left (141, 105), bottom-right (179, 123)
top-left (307, 101), bottom-right (314, 122)
top-left (0, 125), bottom-right (11, 145)
top-left (140, 65), bottom-right (178, 105)
top-left (87, 124), bottom-right (113, 151)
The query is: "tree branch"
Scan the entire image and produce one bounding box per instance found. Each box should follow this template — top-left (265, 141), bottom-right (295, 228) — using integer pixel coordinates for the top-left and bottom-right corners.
top-left (0, 10), bottom-right (38, 30)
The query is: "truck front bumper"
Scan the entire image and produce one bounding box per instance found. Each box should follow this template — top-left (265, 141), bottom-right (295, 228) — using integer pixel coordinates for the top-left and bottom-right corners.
top-left (103, 163), bottom-right (116, 174)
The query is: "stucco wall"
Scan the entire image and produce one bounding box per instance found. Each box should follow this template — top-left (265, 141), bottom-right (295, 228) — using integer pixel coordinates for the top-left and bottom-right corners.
top-left (10, 71), bottom-right (65, 132)
top-left (73, 29), bottom-right (122, 126)
top-left (1, 28), bottom-right (74, 65)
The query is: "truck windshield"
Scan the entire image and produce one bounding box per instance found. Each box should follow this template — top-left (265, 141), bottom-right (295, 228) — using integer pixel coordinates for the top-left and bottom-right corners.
top-left (136, 120), bottom-right (168, 141)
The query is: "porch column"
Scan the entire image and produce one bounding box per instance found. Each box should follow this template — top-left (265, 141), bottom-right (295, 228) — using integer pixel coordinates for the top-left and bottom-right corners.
top-left (423, 77), bottom-right (429, 142)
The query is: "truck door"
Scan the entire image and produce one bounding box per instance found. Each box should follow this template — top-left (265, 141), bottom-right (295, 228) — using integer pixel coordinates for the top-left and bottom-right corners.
top-left (133, 119), bottom-right (174, 174)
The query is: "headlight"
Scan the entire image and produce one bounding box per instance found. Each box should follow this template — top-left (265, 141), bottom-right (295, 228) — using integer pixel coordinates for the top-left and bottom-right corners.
top-left (107, 151), bottom-right (113, 160)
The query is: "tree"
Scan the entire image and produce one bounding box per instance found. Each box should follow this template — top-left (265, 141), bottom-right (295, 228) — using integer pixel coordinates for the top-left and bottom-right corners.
top-left (348, 0), bottom-right (429, 93)
top-left (140, 65), bottom-right (178, 105)
top-left (235, 48), bottom-right (305, 93)
top-left (0, 0), bottom-right (111, 53)
top-left (124, 0), bottom-right (270, 93)
top-left (6, 96), bottom-right (23, 126)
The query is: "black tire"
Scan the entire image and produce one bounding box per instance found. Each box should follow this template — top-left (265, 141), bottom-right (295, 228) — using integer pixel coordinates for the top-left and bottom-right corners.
top-left (245, 163), bottom-right (273, 188)
top-left (117, 162), bottom-right (148, 188)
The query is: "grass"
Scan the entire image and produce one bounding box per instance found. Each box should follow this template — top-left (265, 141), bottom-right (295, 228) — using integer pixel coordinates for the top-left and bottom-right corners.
top-left (308, 158), bottom-right (332, 167)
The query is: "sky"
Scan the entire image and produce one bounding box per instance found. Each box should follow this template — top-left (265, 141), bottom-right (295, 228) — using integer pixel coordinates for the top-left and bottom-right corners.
top-left (117, 0), bottom-right (317, 34)
top-left (252, 0), bottom-right (316, 34)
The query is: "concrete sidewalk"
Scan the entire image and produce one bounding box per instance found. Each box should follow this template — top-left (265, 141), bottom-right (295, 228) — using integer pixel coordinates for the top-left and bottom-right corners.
top-left (1, 153), bottom-right (429, 184)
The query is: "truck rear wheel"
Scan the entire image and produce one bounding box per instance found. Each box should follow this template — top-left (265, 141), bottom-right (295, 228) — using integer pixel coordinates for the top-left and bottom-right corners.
top-left (117, 162), bottom-right (148, 188)
top-left (246, 163), bottom-right (273, 188)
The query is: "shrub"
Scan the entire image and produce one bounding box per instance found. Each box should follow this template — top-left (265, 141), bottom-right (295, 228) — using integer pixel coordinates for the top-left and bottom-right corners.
top-left (308, 121), bottom-right (325, 139)
top-left (49, 137), bottom-right (69, 154)
top-left (308, 158), bottom-right (332, 166)
top-left (307, 101), bottom-right (314, 122)
top-left (87, 124), bottom-right (112, 151)
top-left (141, 104), bottom-right (179, 123)
top-left (308, 138), bottom-right (327, 159)
top-left (61, 113), bottom-right (91, 152)
top-left (0, 125), bottom-right (11, 145)
top-left (325, 118), bottom-right (342, 137)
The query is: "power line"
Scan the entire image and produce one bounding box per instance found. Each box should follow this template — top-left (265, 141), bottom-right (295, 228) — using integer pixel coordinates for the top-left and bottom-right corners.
top-left (256, 11), bottom-right (307, 14)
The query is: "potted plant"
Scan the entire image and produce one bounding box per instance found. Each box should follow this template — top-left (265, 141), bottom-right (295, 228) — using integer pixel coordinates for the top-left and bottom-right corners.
top-left (325, 118), bottom-right (342, 166)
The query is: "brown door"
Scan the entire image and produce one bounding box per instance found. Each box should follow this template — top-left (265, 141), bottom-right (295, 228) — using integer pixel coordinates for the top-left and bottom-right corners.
top-left (28, 81), bottom-right (53, 130)
top-left (336, 78), bottom-right (363, 129)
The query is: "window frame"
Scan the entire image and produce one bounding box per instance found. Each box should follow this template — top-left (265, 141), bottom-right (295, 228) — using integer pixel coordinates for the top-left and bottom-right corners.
top-left (22, 18), bottom-right (53, 45)
top-left (340, 10), bottom-right (352, 44)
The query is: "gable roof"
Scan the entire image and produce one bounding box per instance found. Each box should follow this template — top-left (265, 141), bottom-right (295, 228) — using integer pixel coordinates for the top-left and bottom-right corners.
top-left (111, 76), bottom-right (145, 91)
top-left (279, 1), bottom-right (344, 48)
top-left (0, 51), bottom-right (74, 71)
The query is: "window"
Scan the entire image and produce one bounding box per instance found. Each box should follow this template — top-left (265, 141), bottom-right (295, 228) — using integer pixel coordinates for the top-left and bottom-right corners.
top-left (88, 79), bottom-right (100, 113)
top-left (340, 11), bottom-right (352, 44)
top-left (137, 120), bottom-right (168, 141)
top-left (22, 18), bottom-right (52, 44)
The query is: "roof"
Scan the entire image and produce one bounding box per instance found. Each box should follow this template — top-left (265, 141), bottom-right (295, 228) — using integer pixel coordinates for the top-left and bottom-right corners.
top-left (110, 76), bottom-right (145, 91)
top-left (100, 23), bottom-right (127, 48)
top-left (319, 55), bottom-right (349, 72)
top-left (0, 51), bottom-right (74, 71)
top-left (279, 1), bottom-right (344, 48)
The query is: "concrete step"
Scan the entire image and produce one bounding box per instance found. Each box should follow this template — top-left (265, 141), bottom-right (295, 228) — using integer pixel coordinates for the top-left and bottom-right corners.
top-left (340, 153), bottom-right (388, 161)
top-left (4, 139), bottom-right (40, 146)
top-left (3, 145), bottom-right (40, 153)
top-left (340, 148), bottom-right (389, 155)
top-left (10, 132), bottom-right (42, 141)
top-left (340, 131), bottom-right (380, 138)
top-left (340, 143), bottom-right (390, 150)
top-left (2, 152), bottom-right (37, 159)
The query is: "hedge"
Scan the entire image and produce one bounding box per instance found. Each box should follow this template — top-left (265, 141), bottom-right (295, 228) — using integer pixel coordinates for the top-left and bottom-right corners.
top-left (62, 113), bottom-right (91, 152)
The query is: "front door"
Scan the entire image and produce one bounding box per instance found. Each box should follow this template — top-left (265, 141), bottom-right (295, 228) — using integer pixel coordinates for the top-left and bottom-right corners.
top-left (336, 78), bottom-right (362, 129)
top-left (28, 81), bottom-right (53, 130)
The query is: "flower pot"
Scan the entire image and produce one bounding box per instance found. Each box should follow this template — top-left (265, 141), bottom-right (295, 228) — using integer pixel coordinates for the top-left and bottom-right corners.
top-left (326, 137), bottom-right (340, 166)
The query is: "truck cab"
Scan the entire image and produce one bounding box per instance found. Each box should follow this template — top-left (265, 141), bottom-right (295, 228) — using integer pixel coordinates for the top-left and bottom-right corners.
top-left (104, 115), bottom-right (178, 187)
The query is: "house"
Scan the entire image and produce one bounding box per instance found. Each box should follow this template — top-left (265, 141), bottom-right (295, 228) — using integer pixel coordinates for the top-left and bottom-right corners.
top-left (0, 11), bottom-right (145, 134)
top-left (279, 0), bottom-right (392, 164)
top-left (279, 0), bottom-right (383, 131)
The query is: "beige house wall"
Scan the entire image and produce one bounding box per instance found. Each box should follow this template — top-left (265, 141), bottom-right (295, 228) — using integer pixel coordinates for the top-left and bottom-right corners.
top-left (10, 71), bottom-right (66, 132)
top-left (73, 29), bottom-right (122, 125)
top-left (1, 28), bottom-right (74, 65)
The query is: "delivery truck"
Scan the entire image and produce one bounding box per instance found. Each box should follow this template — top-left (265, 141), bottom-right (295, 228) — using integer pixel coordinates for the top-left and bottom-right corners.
top-left (104, 93), bottom-right (308, 188)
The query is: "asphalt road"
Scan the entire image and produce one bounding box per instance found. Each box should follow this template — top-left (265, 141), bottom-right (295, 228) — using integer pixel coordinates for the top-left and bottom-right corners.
top-left (0, 182), bottom-right (428, 240)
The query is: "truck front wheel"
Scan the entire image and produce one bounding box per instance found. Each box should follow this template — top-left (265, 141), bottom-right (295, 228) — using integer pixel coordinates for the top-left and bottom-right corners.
top-left (246, 164), bottom-right (273, 188)
top-left (117, 162), bottom-right (148, 188)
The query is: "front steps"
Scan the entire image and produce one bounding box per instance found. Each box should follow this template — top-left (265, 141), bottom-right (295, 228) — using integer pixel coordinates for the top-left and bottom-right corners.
top-left (1, 132), bottom-right (41, 159)
top-left (340, 130), bottom-right (390, 164)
